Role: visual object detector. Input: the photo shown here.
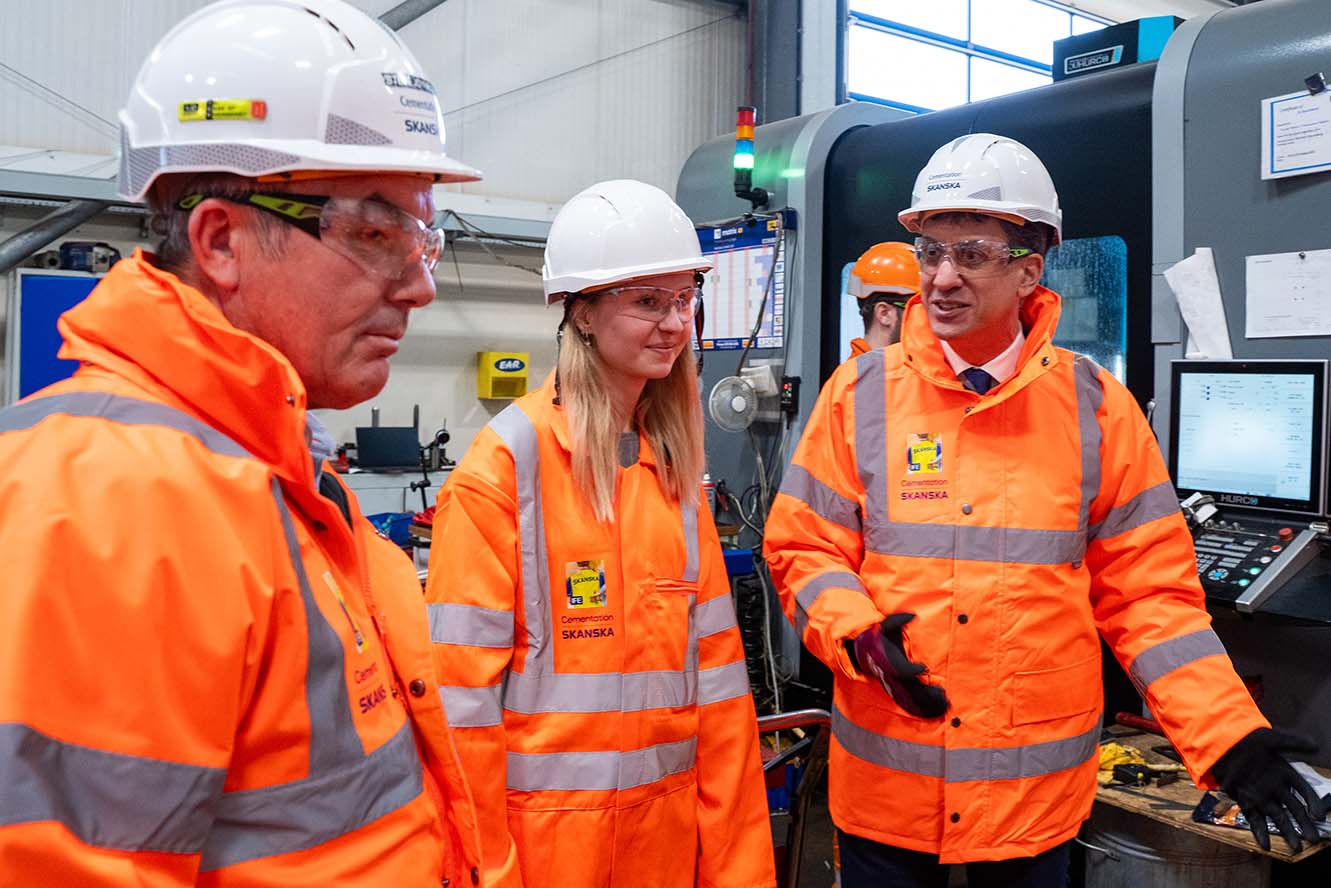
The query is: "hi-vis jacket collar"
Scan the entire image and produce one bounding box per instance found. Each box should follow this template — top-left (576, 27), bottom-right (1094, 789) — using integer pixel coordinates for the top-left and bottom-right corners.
top-left (543, 372), bottom-right (657, 467)
top-left (898, 285), bottom-right (1062, 403)
top-left (56, 249), bottom-right (315, 486)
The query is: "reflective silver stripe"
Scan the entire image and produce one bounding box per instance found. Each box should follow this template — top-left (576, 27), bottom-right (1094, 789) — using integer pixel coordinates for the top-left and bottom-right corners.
top-left (487, 404), bottom-right (552, 670)
top-left (271, 479), bottom-right (363, 767)
top-left (201, 721), bottom-right (423, 870)
top-left (1074, 357), bottom-right (1105, 544)
top-left (832, 705), bottom-right (1099, 782)
top-left (864, 521), bottom-right (1085, 565)
top-left (1090, 480), bottom-right (1182, 541)
top-left (504, 668), bottom-right (698, 714)
top-left (439, 684), bottom-right (503, 728)
top-left (832, 704), bottom-right (942, 778)
top-left (1128, 629), bottom-right (1228, 694)
top-left (698, 660), bottom-right (752, 706)
top-left (428, 602), bottom-right (513, 648)
top-left (506, 737), bottom-right (697, 792)
top-left (0, 721), bottom-right (224, 852)
top-left (682, 501), bottom-right (700, 583)
top-left (0, 392), bottom-right (253, 459)
top-left (945, 725), bottom-right (1100, 783)
top-left (695, 594), bottom-right (738, 639)
top-left (779, 463), bottom-right (862, 533)
top-left (853, 349), bottom-right (889, 526)
top-left (794, 570), bottom-right (868, 637)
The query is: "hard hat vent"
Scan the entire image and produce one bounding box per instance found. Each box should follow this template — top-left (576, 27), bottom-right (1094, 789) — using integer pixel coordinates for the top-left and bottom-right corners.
top-left (968, 186), bottom-right (1003, 201)
top-left (325, 114), bottom-right (392, 146)
top-left (119, 142), bottom-right (302, 199)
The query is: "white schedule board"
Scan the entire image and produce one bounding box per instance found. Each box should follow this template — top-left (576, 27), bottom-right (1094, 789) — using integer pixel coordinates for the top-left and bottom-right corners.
top-left (696, 219), bottom-right (784, 351)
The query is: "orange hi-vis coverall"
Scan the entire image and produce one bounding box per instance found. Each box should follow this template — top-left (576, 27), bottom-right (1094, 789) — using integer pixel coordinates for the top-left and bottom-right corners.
top-left (764, 287), bottom-right (1268, 862)
top-left (425, 379), bottom-right (776, 888)
top-left (0, 251), bottom-right (483, 886)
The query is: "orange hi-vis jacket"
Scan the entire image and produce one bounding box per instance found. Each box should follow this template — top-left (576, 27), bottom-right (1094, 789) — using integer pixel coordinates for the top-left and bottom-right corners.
top-left (0, 252), bottom-right (483, 886)
top-left (425, 380), bottom-right (776, 888)
top-left (764, 287), bottom-right (1268, 863)
top-left (849, 337), bottom-right (871, 358)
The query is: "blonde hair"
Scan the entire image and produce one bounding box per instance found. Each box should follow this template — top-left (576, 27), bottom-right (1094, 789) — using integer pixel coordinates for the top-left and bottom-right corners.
top-left (557, 310), bottom-right (705, 523)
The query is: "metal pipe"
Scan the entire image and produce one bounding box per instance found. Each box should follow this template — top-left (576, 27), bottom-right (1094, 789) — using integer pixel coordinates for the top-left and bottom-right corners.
top-left (379, 0), bottom-right (447, 30)
top-left (0, 198), bottom-right (110, 276)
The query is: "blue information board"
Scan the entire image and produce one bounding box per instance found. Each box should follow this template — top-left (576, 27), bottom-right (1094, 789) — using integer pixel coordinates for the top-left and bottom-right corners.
top-left (7, 270), bottom-right (100, 402)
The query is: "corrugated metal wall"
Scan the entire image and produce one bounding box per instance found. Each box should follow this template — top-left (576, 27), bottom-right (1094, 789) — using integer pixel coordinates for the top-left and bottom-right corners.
top-left (409, 0), bottom-right (747, 201)
top-left (1, 0), bottom-right (746, 203)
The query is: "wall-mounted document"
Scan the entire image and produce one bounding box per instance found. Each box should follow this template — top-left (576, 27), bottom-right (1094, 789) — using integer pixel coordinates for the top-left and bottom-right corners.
top-left (1260, 90), bottom-right (1331, 180)
top-left (1164, 248), bottom-right (1232, 359)
top-left (1246, 249), bottom-right (1331, 339)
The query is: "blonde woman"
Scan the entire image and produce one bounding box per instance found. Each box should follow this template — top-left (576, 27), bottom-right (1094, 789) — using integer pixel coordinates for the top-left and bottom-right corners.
top-left (424, 180), bottom-right (776, 888)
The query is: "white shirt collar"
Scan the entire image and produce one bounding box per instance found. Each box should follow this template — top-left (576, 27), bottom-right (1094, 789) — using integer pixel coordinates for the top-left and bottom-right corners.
top-left (940, 328), bottom-right (1026, 386)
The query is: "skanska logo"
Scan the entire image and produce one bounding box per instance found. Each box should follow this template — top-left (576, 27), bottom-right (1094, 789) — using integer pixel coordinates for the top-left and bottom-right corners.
top-left (927, 182), bottom-right (962, 192)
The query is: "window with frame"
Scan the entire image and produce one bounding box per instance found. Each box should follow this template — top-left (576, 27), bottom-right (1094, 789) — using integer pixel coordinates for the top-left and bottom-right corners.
top-left (847, 0), bottom-right (1113, 113)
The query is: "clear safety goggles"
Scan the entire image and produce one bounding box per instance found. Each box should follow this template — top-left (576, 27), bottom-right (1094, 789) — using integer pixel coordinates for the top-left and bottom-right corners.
top-left (914, 237), bottom-right (1033, 276)
top-left (179, 191), bottom-right (445, 280)
top-left (594, 283), bottom-right (702, 324)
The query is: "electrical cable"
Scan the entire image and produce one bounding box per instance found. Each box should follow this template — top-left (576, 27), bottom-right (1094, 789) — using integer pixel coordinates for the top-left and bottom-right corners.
top-left (439, 210), bottom-right (546, 276)
top-left (734, 215), bottom-right (784, 378)
top-left (448, 238), bottom-right (466, 299)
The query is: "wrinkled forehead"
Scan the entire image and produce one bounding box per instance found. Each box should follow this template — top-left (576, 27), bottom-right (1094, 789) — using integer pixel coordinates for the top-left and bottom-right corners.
top-left (279, 172), bottom-right (437, 224)
top-left (918, 213), bottom-right (1009, 242)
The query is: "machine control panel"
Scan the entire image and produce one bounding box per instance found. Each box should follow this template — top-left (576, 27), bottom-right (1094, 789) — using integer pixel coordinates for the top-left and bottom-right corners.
top-left (1194, 520), bottom-right (1322, 612)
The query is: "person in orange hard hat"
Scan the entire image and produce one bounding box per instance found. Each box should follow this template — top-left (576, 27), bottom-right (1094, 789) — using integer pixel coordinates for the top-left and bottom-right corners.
top-left (764, 133), bottom-right (1325, 887)
top-left (847, 241), bottom-right (920, 357)
top-left (0, 1), bottom-right (485, 885)
top-left (426, 179), bottom-right (776, 888)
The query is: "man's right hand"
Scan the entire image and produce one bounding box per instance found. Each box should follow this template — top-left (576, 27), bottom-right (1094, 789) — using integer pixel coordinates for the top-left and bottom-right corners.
top-left (848, 613), bottom-right (949, 719)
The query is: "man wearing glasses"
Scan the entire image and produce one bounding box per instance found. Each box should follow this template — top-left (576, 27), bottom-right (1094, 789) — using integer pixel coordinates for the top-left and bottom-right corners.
top-left (0, 1), bottom-right (486, 885)
top-left (765, 133), bottom-right (1324, 886)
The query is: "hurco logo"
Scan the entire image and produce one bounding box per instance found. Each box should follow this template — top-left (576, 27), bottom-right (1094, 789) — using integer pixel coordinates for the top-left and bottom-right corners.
top-left (382, 72), bottom-right (437, 95)
top-left (1064, 45), bottom-right (1124, 76)
top-left (495, 358), bottom-right (525, 372)
top-left (1218, 493), bottom-right (1260, 506)
top-left (926, 182), bottom-right (962, 192)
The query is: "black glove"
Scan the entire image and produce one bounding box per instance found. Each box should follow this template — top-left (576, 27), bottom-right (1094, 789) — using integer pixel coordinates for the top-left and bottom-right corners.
top-left (1212, 727), bottom-right (1329, 853)
top-left (846, 613), bottom-right (949, 719)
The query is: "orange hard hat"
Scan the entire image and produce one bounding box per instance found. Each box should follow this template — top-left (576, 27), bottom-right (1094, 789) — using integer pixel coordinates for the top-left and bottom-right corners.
top-left (848, 241), bottom-right (920, 305)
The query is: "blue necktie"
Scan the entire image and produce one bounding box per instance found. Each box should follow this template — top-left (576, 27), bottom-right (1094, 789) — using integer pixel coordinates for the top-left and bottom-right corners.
top-left (960, 367), bottom-right (996, 395)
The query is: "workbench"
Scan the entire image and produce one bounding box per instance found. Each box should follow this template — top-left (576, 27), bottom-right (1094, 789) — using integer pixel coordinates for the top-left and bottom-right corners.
top-left (1095, 725), bottom-right (1331, 864)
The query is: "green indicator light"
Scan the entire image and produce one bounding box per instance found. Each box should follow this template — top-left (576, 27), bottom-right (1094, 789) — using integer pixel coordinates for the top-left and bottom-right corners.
top-left (733, 153), bottom-right (754, 171)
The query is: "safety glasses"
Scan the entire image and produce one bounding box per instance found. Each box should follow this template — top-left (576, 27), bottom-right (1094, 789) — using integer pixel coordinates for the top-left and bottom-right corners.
top-left (179, 191), bottom-right (445, 280)
top-left (594, 283), bottom-right (702, 324)
top-left (914, 237), bottom-right (1032, 276)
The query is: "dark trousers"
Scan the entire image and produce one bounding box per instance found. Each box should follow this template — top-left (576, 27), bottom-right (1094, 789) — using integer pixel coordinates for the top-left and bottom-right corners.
top-left (839, 829), bottom-right (1071, 888)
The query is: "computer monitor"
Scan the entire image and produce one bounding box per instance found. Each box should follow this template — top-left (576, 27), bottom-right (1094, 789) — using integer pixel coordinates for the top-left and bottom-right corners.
top-left (355, 426), bottom-right (422, 471)
top-left (1168, 359), bottom-right (1327, 516)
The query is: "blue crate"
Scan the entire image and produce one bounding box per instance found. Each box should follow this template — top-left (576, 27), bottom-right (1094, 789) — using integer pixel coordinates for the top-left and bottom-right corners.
top-left (723, 547), bottom-right (756, 580)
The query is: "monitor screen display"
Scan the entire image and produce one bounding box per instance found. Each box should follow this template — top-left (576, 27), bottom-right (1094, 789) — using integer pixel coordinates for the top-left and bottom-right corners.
top-left (1169, 360), bottom-right (1327, 516)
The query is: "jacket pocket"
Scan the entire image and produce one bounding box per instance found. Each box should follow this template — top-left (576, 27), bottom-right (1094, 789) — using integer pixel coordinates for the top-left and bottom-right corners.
top-left (1011, 654), bottom-right (1100, 726)
top-left (627, 578), bottom-right (697, 675)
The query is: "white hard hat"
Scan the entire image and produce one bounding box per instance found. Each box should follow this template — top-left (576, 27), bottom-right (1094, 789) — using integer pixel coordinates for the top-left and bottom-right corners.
top-left (117, 0), bottom-right (481, 202)
top-left (542, 179), bottom-right (712, 305)
top-left (897, 133), bottom-right (1062, 245)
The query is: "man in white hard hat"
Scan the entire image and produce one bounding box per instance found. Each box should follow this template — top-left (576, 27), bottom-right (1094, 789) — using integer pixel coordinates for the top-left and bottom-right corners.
top-left (0, 2), bottom-right (486, 885)
top-left (765, 133), bottom-right (1324, 886)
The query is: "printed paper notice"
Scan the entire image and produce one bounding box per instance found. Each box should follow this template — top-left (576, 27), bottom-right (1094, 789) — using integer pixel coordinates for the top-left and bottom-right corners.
top-left (1246, 249), bottom-right (1331, 338)
top-left (1261, 90), bottom-right (1331, 180)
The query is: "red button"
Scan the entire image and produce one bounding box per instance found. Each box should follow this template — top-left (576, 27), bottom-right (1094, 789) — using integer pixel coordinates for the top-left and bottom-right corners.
top-left (1279, 527), bottom-right (1294, 541)
top-left (1271, 545), bottom-right (1283, 553)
